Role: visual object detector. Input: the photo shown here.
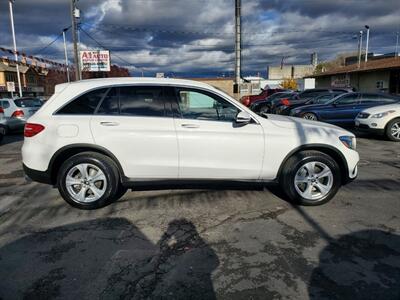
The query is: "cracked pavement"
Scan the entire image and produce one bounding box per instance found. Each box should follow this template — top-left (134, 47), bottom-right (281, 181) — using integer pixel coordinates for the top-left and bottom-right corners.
top-left (0, 133), bottom-right (399, 299)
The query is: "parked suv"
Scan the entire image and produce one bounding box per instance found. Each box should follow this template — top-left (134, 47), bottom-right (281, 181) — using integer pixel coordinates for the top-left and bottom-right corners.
top-left (22, 78), bottom-right (359, 209)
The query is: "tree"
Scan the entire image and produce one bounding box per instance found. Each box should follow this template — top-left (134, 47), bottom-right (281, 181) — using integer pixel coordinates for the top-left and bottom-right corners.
top-left (281, 78), bottom-right (298, 90)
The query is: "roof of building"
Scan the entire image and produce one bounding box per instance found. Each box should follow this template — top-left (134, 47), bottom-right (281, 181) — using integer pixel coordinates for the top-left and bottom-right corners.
top-left (312, 57), bottom-right (400, 77)
top-left (0, 62), bottom-right (29, 73)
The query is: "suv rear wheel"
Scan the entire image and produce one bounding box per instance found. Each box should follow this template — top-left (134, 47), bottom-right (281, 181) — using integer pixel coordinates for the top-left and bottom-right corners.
top-left (280, 150), bottom-right (341, 206)
top-left (57, 152), bottom-right (122, 209)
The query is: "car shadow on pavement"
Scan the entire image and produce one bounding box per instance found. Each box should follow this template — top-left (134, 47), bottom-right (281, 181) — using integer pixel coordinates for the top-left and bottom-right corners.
top-left (0, 217), bottom-right (219, 299)
top-left (309, 229), bottom-right (400, 300)
top-left (0, 133), bottom-right (24, 146)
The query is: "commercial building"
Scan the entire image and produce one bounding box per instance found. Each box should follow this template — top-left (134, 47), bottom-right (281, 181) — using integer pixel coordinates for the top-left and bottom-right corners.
top-left (311, 56), bottom-right (400, 94)
top-left (0, 60), bottom-right (46, 98)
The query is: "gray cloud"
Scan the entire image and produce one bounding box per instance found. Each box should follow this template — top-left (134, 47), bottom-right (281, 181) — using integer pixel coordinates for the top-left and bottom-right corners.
top-left (0, 0), bottom-right (399, 76)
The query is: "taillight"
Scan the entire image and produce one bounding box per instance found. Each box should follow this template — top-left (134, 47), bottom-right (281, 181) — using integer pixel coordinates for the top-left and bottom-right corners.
top-left (280, 98), bottom-right (291, 106)
top-left (24, 123), bottom-right (45, 137)
top-left (241, 96), bottom-right (250, 106)
top-left (0, 107), bottom-right (4, 114)
top-left (12, 110), bottom-right (24, 118)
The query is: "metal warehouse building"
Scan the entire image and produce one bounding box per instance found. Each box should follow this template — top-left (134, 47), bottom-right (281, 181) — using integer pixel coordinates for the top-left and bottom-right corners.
top-left (311, 57), bottom-right (400, 95)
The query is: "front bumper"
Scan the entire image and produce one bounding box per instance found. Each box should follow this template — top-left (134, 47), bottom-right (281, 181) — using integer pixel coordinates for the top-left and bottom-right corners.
top-left (355, 119), bottom-right (385, 135)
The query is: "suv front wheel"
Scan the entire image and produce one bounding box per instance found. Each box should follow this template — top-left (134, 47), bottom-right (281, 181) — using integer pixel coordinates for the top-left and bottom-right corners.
top-left (57, 152), bottom-right (123, 209)
top-left (280, 150), bottom-right (341, 206)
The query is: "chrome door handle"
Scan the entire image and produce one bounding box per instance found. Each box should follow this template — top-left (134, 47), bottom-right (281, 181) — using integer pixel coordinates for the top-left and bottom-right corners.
top-left (181, 124), bottom-right (199, 129)
top-left (100, 121), bottom-right (119, 126)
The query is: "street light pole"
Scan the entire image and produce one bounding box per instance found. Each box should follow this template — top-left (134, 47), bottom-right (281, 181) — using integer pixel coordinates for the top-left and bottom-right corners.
top-left (365, 25), bottom-right (370, 62)
top-left (8, 0), bottom-right (23, 97)
top-left (62, 28), bottom-right (70, 82)
top-left (396, 31), bottom-right (399, 59)
top-left (358, 30), bottom-right (363, 69)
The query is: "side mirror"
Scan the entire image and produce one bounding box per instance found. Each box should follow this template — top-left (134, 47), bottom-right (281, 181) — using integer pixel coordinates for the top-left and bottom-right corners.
top-left (235, 111), bottom-right (252, 124)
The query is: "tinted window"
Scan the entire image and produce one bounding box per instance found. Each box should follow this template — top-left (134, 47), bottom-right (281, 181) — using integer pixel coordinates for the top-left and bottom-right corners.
top-left (335, 94), bottom-right (359, 104)
top-left (14, 98), bottom-right (42, 108)
top-left (362, 93), bottom-right (381, 102)
top-left (119, 86), bottom-right (165, 117)
top-left (97, 88), bottom-right (119, 115)
top-left (380, 95), bottom-right (399, 102)
top-left (57, 88), bottom-right (107, 115)
top-left (1, 101), bottom-right (10, 109)
top-left (177, 89), bottom-right (239, 122)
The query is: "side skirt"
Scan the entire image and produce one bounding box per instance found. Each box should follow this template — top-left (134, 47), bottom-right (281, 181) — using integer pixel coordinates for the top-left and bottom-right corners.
top-left (121, 177), bottom-right (277, 191)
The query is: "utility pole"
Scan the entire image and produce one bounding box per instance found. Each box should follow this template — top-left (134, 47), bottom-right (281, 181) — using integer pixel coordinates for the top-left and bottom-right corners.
top-left (365, 25), bottom-right (370, 62)
top-left (358, 30), bottom-right (363, 69)
top-left (62, 28), bottom-right (70, 82)
top-left (70, 0), bottom-right (81, 81)
top-left (234, 0), bottom-right (241, 94)
top-left (8, 0), bottom-right (22, 97)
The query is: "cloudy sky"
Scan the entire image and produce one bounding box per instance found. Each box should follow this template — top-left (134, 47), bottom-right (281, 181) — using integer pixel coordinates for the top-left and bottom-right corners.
top-left (0, 0), bottom-right (399, 77)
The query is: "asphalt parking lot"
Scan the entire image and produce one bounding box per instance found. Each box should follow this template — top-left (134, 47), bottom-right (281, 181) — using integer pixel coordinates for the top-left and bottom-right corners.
top-left (0, 133), bottom-right (399, 299)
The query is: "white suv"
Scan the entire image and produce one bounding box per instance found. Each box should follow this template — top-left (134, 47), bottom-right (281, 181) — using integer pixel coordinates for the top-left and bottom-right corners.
top-left (22, 78), bottom-right (359, 209)
top-left (355, 103), bottom-right (400, 141)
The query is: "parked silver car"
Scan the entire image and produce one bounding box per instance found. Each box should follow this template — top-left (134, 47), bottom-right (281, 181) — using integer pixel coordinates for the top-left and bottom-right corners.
top-left (0, 97), bottom-right (43, 132)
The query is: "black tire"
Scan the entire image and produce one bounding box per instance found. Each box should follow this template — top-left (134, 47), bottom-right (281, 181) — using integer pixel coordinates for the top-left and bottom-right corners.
top-left (385, 118), bottom-right (400, 142)
top-left (113, 185), bottom-right (128, 201)
top-left (302, 113), bottom-right (318, 121)
top-left (57, 152), bottom-right (121, 209)
top-left (279, 150), bottom-right (341, 206)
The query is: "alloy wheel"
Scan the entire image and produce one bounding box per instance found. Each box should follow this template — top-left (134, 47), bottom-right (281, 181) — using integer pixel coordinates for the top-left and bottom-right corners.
top-left (390, 121), bottom-right (400, 140)
top-left (294, 161), bottom-right (333, 201)
top-left (303, 113), bottom-right (317, 121)
top-left (65, 163), bottom-right (107, 203)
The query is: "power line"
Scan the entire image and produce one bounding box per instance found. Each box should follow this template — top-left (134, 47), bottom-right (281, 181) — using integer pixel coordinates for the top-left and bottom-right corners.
top-left (79, 27), bottom-right (137, 69)
top-left (33, 26), bottom-right (71, 56)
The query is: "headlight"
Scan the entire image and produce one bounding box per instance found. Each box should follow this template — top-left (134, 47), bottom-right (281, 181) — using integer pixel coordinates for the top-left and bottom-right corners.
top-left (339, 136), bottom-right (356, 150)
top-left (371, 110), bottom-right (395, 118)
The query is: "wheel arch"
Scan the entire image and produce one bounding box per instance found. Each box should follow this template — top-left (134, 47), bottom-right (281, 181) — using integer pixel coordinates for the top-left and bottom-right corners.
top-left (384, 116), bottom-right (400, 131)
top-left (48, 144), bottom-right (125, 185)
top-left (277, 144), bottom-right (350, 184)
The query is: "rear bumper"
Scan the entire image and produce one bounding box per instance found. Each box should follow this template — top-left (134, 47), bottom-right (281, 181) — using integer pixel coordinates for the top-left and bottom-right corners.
top-left (23, 164), bottom-right (52, 185)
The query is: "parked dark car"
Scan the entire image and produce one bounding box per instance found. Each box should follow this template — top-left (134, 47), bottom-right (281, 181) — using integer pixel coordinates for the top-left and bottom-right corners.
top-left (240, 88), bottom-right (290, 107)
top-left (275, 92), bottom-right (346, 115)
top-left (250, 91), bottom-right (298, 114)
top-left (290, 92), bottom-right (400, 127)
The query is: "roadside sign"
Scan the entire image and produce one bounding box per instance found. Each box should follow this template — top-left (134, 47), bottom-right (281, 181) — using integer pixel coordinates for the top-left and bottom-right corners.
top-left (80, 50), bottom-right (111, 72)
top-left (6, 81), bottom-right (15, 92)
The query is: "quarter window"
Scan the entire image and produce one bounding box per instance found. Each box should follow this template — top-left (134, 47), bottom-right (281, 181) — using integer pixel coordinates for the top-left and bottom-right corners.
top-left (57, 88), bottom-right (107, 115)
top-left (177, 89), bottom-right (239, 122)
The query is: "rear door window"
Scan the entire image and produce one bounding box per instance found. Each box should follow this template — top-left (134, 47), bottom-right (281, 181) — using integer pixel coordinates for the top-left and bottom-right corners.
top-left (97, 88), bottom-right (119, 115)
top-left (360, 93), bottom-right (383, 103)
top-left (14, 98), bottom-right (42, 108)
top-left (57, 88), bottom-right (108, 115)
top-left (335, 94), bottom-right (359, 105)
top-left (1, 100), bottom-right (10, 109)
top-left (119, 86), bottom-right (166, 117)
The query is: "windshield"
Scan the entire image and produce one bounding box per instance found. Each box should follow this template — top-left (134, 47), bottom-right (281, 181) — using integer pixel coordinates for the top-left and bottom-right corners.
top-left (14, 98), bottom-right (43, 108)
